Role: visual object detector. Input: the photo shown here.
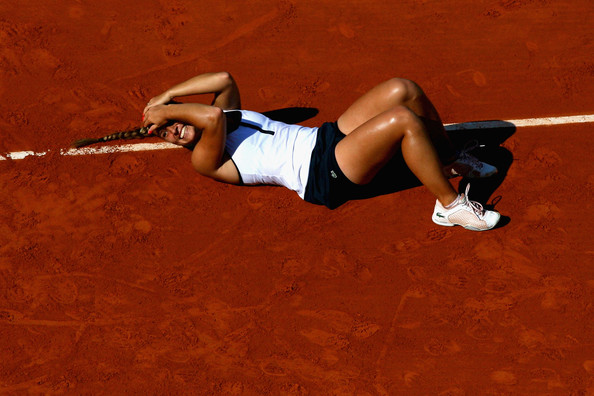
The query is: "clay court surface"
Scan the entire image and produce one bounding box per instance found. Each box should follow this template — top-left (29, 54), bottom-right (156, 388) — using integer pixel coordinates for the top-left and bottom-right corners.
top-left (2, 0), bottom-right (594, 394)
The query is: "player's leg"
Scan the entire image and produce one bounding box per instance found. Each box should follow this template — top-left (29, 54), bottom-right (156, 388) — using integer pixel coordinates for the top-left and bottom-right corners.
top-left (337, 78), bottom-right (455, 163)
top-left (334, 105), bottom-right (501, 230)
top-left (337, 77), bottom-right (498, 178)
top-left (334, 105), bottom-right (458, 206)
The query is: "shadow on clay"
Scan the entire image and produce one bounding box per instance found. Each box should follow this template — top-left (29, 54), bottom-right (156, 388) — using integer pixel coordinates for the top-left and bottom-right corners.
top-left (451, 122), bottom-right (515, 219)
top-left (262, 107), bottom-right (319, 125)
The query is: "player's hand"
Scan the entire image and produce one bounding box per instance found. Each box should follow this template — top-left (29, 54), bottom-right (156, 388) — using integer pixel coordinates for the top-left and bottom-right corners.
top-left (143, 91), bottom-right (172, 116)
top-left (143, 104), bottom-right (169, 134)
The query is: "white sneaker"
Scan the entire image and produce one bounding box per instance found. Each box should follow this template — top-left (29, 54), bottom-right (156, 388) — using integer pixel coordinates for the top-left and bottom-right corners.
top-left (444, 140), bottom-right (498, 178)
top-left (432, 184), bottom-right (501, 231)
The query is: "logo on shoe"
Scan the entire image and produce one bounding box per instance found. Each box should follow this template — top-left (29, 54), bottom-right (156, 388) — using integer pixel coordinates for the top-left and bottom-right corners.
top-left (435, 212), bottom-right (445, 218)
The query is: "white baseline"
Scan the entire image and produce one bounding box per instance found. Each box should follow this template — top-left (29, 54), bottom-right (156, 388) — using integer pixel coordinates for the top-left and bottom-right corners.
top-left (2, 114), bottom-right (593, 161)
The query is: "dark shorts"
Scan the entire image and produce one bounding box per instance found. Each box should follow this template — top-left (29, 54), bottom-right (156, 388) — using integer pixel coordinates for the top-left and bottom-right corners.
top-left (304, 122), bottom-right (363, 209)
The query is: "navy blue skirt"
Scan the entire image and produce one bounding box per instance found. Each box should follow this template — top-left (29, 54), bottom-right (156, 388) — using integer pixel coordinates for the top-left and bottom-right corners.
top-left (304, 122), bottom-right (364, 209)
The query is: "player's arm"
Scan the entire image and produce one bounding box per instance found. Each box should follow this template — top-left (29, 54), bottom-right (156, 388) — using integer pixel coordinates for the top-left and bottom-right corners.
top-left (143, 71), bottom-right (241, 112)
top-left (144, 103), bottom-right (237, 183)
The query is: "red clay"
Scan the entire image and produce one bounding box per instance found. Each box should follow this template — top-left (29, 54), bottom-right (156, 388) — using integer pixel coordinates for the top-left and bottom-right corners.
top-left (2, 0), bottom-right (594, 394)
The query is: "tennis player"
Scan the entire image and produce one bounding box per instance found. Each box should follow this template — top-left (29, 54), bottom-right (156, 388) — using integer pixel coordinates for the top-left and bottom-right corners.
top-left (142, 71), bottom-right (500, 231)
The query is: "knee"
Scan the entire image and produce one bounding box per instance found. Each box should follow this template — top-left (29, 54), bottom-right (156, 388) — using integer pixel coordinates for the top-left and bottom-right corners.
top-left (385, 78), bottom-right (425, 103)
top-left (385, 106), bottom-right (417, 127)
top-left (384, 106), bottom-right (425, 138)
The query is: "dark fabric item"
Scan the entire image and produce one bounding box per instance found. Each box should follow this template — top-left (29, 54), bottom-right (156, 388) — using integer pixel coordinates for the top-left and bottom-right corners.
top-left (304, 122), bottom-right (364, 209)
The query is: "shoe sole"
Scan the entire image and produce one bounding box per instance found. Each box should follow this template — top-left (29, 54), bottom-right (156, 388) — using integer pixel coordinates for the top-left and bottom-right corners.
top-left (432, 212), bottom-right (501, 231)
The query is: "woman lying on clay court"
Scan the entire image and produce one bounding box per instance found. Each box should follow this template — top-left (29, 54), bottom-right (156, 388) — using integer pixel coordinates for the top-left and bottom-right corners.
top-left (90, 71), bottom-right (501, 230)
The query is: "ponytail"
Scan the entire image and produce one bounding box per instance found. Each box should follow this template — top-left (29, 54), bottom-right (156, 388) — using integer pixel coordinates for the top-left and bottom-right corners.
top-left (71, 127), bottom-right (152, 148)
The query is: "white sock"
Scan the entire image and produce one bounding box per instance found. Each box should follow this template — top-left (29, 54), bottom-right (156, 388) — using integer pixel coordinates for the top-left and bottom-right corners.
top-left (444, 194), bottom-right (462, 209)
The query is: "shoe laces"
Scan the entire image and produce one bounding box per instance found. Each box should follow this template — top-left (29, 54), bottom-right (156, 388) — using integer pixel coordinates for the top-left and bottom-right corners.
top-left (457, 140), bottom-right (484, 169)
top-left (462, 184), bottom-right (485, 217)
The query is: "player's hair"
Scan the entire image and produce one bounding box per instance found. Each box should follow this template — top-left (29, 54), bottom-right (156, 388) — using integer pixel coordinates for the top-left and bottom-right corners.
top-left (71, 127), bottom-right (152, 148)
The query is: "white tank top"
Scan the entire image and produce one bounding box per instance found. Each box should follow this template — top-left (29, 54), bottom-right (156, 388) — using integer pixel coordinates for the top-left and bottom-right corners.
top-left (224, 110), bottom-right (318, 199)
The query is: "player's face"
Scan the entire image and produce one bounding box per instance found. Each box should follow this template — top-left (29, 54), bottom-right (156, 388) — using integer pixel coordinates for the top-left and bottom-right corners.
top-left (157, 123), bottom-right (199, 147)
